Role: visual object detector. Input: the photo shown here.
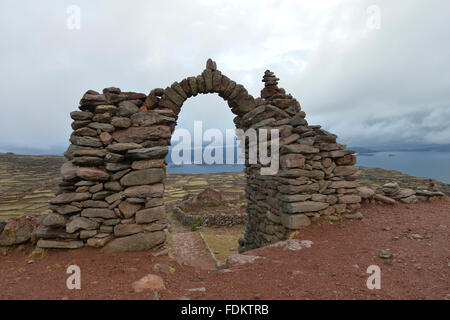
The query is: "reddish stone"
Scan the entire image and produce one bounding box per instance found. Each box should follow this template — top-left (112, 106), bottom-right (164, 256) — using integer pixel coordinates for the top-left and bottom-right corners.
top-left (145, 91), bottom-right (158, 109)
top-left (206, 58), bottom-right (217, 70)
top-left (123, 92), bottom-right (147, 100)
top-left (336, 155), bottom-right (357, 166)
top-left (280, 154), bottom-right (305, 168)
top-left (159, 97), bottom-right (180, 115)
top-left (261, 86), bottom-right (279, 99)
top-left (180, 79), bottom-right (191, 96)
top-left (112, 126), bottom-right (172, 143)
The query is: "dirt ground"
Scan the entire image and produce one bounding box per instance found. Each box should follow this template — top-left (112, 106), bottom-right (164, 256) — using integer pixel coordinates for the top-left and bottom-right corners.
top-left (0, 197), bottom-right (449, 300)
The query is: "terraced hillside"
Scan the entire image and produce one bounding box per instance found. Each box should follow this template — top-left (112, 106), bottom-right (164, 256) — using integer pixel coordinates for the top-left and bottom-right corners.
top-left (0, 152), bottom-right (448, 222)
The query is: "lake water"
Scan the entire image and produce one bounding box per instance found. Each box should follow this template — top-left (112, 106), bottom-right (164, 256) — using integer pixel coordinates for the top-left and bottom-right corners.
top-left (167, 151), bottom-right (450, 184)
top-left (356, 151), bottom-right (450, 184)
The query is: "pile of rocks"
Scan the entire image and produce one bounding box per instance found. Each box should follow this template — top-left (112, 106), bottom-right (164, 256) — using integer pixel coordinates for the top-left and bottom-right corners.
top-left (378, 182), bottom-right (444, 204)
top-left (42, 59), bottom-right (362, 253)
top-left (356, 182), bottom-right (445, 205)
top-left (172, 188), bottom-right (245, 227)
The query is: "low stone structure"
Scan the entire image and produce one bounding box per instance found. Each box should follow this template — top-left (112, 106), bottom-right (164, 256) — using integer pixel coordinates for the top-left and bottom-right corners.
top-left (359, 182), bottom-right (445, 205)
top-left (41, 59), bottom-right (362, 252)
top-left (173, 206), bottom-right (246, 227)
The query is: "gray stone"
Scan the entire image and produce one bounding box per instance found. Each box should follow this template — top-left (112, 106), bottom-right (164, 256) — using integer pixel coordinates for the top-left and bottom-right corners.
top-left (88, 122), bottom-right (115, 133)
top-left (114, 224), bottom-right (142, 237)
top-left (135, 206), bottom-right (166, 224)
top-left (118, 101), bottom-right (139, 116)
top-left (283, 201), bottom-right (329, 213)
top-left (87, 235), bottom-right (113, 248)
top-left (123, 183), bottom-right (164, 198)
top-left (118, 201), bottom-right (142, 219)
top-left (130, 112), bottom-right (175, 126)
top-left (70, 111), bottom-right (93, 120)
top-left (105, 152), bottom-right (125, 163)
top-left (393, 188), bottom-right (416, 199)
top-left (126, 146), bottom-right (168, 160)
top-left (73, 156), bottom-right (104, 166)
top-left (277, 194), bottom-right (311, 202)
top-left (42, 213), bottom-right (66, 228)
top-left (330, 181), bottom-right (359, 189)
top-left (81, 200), bottom-right (109, 208)
top-left (111, 117), bottom-right (132, 128)
top-left (357, 186), bottom-right (375, 199)
top-left (374, 194), bottom-right (396, 205)
top-left (131, 159), bottom-right (165, 170)
top-left (66, 217), bottom-right (99, 233)
top-left (281, 144), bottom-right (319, 154)
top-left (77, 167), bottom-right (110, 181)
top-left (399, 195), bottom-right (418, 204)
top-left (80, 230), bottom-right (97, 239)
top-left (104, 181), bottom-right (122, 191)
top-left (53, 205), bottom-right (81, 215)
top-left (50, 192), bottom-right (91, 205)
top-left (61, 161), bottom-right (79, 181)
top-left (34, 227), bottom-right (79, 240)
top-left (105, 163), bottom-right (130, 171)
top-left (69, 135), bottom-right (103, 148)
top-left (338, 195), bottom-right (361, 204)
top-left (290, 113), bottom-right (308, 126)
top-left (278, 183), bottom-right (320, 194)
top-left (37, 240), bottom-right (84, 249)
top-left (106, 143), bottom-right (142, 153)
top-left (105, 192), bottom-right (122, 204)
top-left (0, 223), bottom-right (34, 246)
top-left (102, 218), bottom-right (121, 226)
top-left (311, 194), bottom-right (327, 202)
top-left (92, 191), bottom-right (113, 200)
top-left (334, 166), bottom-right (358, 177)
top-left (145, 197), bottom-right (164, 208)
top-left (81, 208), bottom-right (116, 219)
top-left (73, 149), bottom-right (107, 158)
top-left (102, 231), bottom-right (166, 253)
top-left (279, 169), bottom-right (324, 180)
top-left (120, 168), bottom-right (165, 187)
top-left (281, 213), bottom-right (311, 229)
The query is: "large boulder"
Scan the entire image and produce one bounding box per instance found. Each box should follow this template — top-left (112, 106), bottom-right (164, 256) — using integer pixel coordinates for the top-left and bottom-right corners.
top-left (0, 215), bottom-right (43, 246)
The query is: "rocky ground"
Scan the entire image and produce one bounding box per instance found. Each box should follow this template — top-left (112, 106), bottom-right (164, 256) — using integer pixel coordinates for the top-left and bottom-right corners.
top-left (0, 197), bottom-right (448, 300)
top-left (0, 152), bottom-right (449, 300)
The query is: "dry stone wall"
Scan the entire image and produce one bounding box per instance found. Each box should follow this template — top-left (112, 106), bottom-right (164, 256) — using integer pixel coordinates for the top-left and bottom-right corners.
top-left (41, 59), bottom-right (361, 252)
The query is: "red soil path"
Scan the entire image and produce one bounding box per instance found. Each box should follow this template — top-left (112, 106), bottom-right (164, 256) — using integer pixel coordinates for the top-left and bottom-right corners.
top-left (0, 198), bottom-right (448, 300)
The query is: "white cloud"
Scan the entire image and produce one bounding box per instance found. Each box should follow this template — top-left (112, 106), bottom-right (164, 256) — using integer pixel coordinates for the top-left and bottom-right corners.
top-left (0, 0), bottom-right (449, 153)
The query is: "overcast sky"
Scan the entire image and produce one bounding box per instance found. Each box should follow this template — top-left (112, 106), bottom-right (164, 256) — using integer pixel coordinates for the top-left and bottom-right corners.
top-left (0, 0), bottom-right (449, 154)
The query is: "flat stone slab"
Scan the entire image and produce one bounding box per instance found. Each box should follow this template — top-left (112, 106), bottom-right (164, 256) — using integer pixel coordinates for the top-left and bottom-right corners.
top-left (268, 239), bottom-right (313, 251)
top-left (37, 239), bottom-right (84, 249)
top-left (225, 254), bottom-right (264, 268)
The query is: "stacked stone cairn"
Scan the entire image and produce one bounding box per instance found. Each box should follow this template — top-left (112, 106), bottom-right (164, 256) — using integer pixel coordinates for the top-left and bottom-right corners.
top-left (238, 70), bottom-right (361, 252)
top-left (41, 59), bottom-right (362, 252)
top-left (373, 182), bottom-right (444, 204)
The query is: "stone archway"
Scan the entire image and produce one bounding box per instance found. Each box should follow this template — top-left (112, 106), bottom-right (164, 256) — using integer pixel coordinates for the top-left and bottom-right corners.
top-left (40, 59), bottom-right (361, 252)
